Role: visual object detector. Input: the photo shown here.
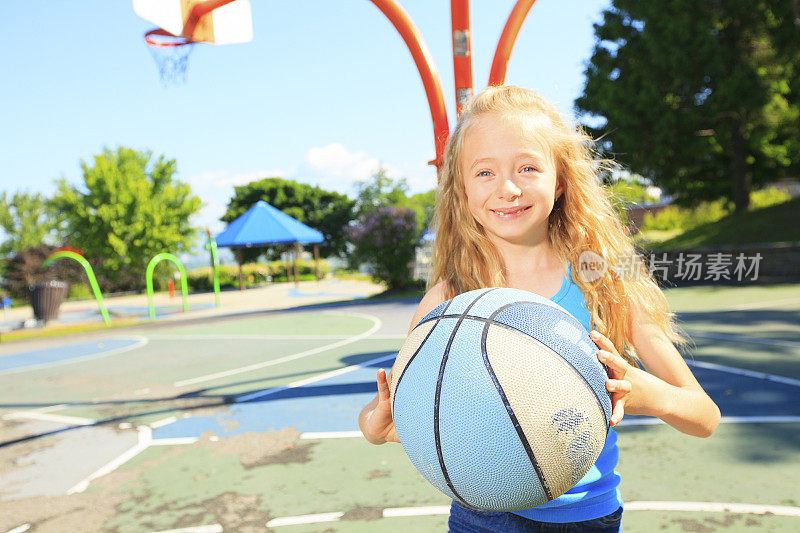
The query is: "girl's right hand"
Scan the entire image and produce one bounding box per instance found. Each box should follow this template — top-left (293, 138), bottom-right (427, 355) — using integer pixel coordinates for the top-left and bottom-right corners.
top-left (360, 368), bottom-right (399, 444)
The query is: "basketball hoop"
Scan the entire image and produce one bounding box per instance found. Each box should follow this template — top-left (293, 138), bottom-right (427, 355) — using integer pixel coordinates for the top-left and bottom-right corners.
top-left (144, 28), bottom-right (195, 86)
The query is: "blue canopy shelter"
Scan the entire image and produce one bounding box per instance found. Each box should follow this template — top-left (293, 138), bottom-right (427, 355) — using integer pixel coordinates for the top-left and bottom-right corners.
top-left (215, 200), bottom-right (325, 289)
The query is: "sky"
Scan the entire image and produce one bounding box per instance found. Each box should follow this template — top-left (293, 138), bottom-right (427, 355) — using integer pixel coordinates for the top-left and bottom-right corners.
top-left (2, 0), bottom-right (611, 241)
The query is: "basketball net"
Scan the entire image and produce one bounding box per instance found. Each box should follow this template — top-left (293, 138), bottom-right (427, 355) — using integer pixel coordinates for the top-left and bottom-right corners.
top-left (145, 29), bottom-right (195, 86)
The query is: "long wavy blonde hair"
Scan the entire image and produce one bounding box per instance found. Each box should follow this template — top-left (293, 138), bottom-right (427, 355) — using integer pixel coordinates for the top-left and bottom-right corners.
top-left (430, 85), bottom-right (690, 364)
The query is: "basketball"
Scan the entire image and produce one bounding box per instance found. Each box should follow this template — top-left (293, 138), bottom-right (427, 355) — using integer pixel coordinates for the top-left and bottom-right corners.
top-left (389, 287), bottom-right (612, 512)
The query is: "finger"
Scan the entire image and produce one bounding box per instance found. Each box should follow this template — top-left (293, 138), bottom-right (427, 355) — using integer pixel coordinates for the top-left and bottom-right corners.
top-left (590, 330), bottom-right (620, 355)
top-left (606, 379), bottom-right (632, 394)
top-left (376, 369), bottom-right (390, 401)
top-left (597, 350), bottom-right (629, 376)
top-left (610, 398), bottom-right (626, 426)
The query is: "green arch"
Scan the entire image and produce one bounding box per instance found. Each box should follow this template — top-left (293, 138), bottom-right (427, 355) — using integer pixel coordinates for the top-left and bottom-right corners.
top-left (42, 251), bottom-right (111, 325)
top-left (205, 231), bottom-right (221, 307)
top-left (146, 253), bottom-right (188, 320)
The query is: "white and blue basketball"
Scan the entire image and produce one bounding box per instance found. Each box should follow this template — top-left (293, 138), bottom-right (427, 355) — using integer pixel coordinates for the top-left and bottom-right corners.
top-left (389, 287), bottom-right (612, 512)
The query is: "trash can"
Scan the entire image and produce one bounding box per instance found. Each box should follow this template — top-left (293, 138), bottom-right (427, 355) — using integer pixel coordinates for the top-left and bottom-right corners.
top-left (30, 280), bottom-right (69, 322)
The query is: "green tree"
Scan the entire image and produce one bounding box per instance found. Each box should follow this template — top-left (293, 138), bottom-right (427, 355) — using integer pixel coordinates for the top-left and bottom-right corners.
top-left (577, 0), bottom-right (799, 213)
top-left (0, 191), bottom-right (60, 256)
top-left (53, 147), bottom-right (201, 291)
top-left (222, 177), bottom-right (355, 262)
top-left (353, 166), bottom-right (410, 216)
top-left (402, 189), bottom-right (437, 234)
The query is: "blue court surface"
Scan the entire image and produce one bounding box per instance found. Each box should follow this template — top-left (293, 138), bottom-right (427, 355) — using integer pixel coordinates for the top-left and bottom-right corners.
top-left (0, 337), bottom-right (145, 374)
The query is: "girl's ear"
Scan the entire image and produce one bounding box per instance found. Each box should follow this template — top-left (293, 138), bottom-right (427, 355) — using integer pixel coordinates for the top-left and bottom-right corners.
top-left (555, 178), bottom-right (564, 200)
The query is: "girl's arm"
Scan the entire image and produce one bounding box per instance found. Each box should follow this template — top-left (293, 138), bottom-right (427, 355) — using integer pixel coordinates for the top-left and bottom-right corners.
top-left (358, 281), bottom-right (448, 444)
top-left (593, 301), bottom-right (721, 438)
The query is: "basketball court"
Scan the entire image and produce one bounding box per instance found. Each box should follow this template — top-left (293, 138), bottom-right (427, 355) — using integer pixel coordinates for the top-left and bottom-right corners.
top-left (1, 283), bottom-right (799, 532)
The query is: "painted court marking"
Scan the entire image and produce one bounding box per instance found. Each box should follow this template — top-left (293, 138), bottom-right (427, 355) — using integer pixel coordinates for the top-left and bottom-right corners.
top-left (173, 311), bottom-right (382, 388)
top-left (725, 297), bottom-right (800, 311)
top-left (687, 330), bottom-right (800, 349)
top-left (235, 352), bottom-right (395, 403)
top-left (67, 426), bottom-right (152, 495)
top-left (685, 359), bottom-right (800, 387)
top-left (259, 501), bottom-right (800, 528)
top-left (0, 336), bottom-right (148, 375)
top-left (2, 411), bottom-right (96, 426)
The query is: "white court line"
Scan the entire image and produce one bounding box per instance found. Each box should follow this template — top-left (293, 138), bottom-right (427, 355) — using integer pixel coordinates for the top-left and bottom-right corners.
top-left (687, 330), bottom-right (800, 349)
top-left (266, 512), bottom-right (344, 527)
top-left (685, 359), bottom-right (800, 387)
top-left (297, 417), bottom-right (800, 438)
top-left (725, 297), bottom-right (800, 311)
top-left (151, 437), bottom-right (199, 446)
top-left (0, 336), bottom-right (148, 376)
top-left (3, 524), bottom-right (31, 533)
top-left (151, 334), bottom-right (407, 341)
top-left (2, 411), bottom-right (96, 426)
top-left (149, 526), bottom-right (222, 533)
top-left (617, 416), bottom-right (800, 427)
top-left (236, 352), bottom-right (395, 403)
top-left (264, 501), bottom-right (800, 527)
top-left (174, 311), bottom-right (382, 388)
top-left (300, 431), bottom-right (362, 440)
top-left (67, 425), bottom-right (152, 494)
top-left (624, 501), bottom-right (800, 516)
top-left (382, 505), bottom-right (452, 517)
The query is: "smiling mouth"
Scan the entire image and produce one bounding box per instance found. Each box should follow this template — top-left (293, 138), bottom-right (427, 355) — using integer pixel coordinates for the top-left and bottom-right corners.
top-left (490, 206), bottom-right (531, 217)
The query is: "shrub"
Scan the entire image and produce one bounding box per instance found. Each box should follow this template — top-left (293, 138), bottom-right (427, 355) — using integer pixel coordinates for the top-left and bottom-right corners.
top-left (641, 188), bottom-right (790, 232)
top-left (346, 206), bottom-right (418, 290)
top-left (186, 259), bottom-right (330, 292)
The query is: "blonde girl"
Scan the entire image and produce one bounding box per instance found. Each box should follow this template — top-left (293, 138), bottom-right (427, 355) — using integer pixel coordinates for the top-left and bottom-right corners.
top-left (359, 85), bottom-right (720, 532)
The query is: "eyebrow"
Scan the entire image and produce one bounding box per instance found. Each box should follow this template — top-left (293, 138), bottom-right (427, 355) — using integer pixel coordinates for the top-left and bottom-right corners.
top-left (469, 153), bottom-right (547, 170)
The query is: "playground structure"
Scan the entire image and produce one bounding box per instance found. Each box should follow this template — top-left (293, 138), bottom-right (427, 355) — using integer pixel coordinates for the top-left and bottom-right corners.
top-left (135, 0), bottom-right (539, 174)
top-left (40, 242), bottom-right (224, 326)
top-left (145, 253), bottom-right (189, 320)
top-left (42, 250), bottom-right (111, 326)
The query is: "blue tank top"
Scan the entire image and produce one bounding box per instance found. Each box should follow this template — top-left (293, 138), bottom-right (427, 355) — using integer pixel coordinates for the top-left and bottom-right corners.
top-left (511, 263), bottom-right (623, 522)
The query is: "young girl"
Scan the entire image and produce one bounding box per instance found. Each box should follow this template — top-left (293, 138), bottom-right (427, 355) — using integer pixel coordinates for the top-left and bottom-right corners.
top-left (358, 85), bottom-right (720, 532)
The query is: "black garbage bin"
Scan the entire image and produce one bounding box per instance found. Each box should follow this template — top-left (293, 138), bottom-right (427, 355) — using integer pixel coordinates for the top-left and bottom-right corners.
top-left (30, 280), bottom-right (69, 322)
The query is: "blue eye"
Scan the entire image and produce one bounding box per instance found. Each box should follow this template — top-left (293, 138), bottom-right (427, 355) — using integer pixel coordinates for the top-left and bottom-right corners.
top-left (521, 165), bottom-right (538, 173)
top-left (477, 170), bottom-right (493, 177)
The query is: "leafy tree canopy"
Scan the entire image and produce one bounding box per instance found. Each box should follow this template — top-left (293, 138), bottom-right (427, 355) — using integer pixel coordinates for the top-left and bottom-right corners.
top-left (53, 147), bottom-right (201, 291)
top-left (0, 191), bottom-right (60, 256)
top-left (354, 166), bottom-right (437, 236)
top-left (222, 177), bottom-right (355, 262)
top-left (576, 0), bottom-right (800, 212)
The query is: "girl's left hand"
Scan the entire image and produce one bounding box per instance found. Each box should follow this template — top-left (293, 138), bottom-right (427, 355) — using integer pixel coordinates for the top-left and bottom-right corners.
top-left (590, 330), bottom-right (633, 427)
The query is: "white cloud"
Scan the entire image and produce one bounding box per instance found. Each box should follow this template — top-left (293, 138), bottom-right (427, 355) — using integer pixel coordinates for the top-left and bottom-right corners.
top-left (306, 143), bottom-right (381, 180)
top-left (183, 143), bottom-right (438, 236)
top-left (303, 142), bottom-right (436, 196)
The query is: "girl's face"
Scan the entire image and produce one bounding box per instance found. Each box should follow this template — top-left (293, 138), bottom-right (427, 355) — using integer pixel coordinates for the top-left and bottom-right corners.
top-left (461, 113), bottom-right (562, 245)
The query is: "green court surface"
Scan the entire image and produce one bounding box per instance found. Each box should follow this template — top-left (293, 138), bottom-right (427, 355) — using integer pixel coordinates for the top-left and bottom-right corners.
top-left (0, 284), bottom-right (799, 532)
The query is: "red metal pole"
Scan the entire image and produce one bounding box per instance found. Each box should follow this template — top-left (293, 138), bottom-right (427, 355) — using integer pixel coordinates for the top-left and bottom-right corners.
top-left (369, 0), bottom-right (450, 174)
top-left (451, 0), bottom-right (474, 118)
top-left (488, 0), bottom-right (538, 86)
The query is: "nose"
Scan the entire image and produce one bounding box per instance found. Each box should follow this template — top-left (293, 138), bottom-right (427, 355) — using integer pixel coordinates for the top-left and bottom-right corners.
top-left (496, 176), bottom-right (522, 200)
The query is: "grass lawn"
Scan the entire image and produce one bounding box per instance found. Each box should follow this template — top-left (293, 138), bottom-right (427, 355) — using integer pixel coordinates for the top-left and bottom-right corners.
top-left (643, 197), bottom-right (800, 250)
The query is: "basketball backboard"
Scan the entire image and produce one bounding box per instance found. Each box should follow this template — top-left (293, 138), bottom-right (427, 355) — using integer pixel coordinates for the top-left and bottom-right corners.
top-left (133, 0), bottom-right (253, 44)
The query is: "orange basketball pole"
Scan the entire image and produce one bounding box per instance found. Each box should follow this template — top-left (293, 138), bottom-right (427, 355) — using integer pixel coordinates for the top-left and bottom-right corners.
top-left (488, 0), bottom-right (538, 86)
top-left (369, 0), bottom-right (449, 174)
top-left (451, 0), bottom-right (474, 118)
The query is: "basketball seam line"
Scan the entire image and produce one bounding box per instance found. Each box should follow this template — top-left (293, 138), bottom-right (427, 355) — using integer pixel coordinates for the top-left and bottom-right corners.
top-left (423, 307), bottom-right (612, 433)
top-left (434, 288), bottom-right (498, 509)
top-left (393, 298), bottom-right (455, 405)
top-left (481, 305), bottom-right (554, 503)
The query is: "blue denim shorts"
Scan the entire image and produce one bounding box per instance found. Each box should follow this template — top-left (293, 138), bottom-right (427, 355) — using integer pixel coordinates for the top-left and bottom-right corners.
top-left (448, 501), bottom-right (623, 532)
